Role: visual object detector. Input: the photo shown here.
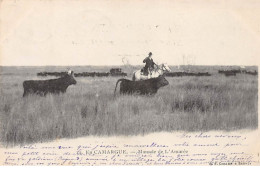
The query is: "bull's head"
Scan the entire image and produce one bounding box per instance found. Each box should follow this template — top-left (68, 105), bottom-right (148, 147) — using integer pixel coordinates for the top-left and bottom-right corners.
top-left (157, 75), bottom-right (169, 87)
top-left (66, 70), bottom-right (77, 85)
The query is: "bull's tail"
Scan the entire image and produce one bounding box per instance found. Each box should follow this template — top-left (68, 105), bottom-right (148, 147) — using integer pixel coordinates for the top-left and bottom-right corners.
top-left (114, 79), bottom-right (125, 98)
top-left (22, 81), bottom-right (27, 97)
top-left (132, 73), bottom-right (136, 81)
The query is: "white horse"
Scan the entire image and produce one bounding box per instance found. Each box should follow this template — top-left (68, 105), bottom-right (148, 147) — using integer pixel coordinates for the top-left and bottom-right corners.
top-left (132, 63), bottom-right (171, 81)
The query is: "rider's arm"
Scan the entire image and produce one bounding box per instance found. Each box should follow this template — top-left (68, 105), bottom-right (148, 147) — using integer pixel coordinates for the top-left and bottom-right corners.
top-left (151, 59), bottom-right (156, 65)
top-left (143, 57), bottom-right (148, 63)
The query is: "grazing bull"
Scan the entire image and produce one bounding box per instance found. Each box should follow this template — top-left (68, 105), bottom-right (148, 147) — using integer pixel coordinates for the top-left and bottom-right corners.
top-left (23, 71), bottom-right (77, 97)
top-left (114, 75), bottom-right (169, 96)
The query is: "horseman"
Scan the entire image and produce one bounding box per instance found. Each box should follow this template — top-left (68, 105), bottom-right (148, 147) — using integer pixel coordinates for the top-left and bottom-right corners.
top-left (143, 52), bottom-right (156, 76)
top-left (132, 52), bottom-right (171, 81)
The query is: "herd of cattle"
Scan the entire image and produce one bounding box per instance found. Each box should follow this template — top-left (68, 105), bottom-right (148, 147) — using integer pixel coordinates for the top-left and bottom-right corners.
top-left (37, 68), bottom-right (127, 77)
top-left (37, 71), bottom-right (212, 78)
top-left (165, 72), bottom-right (211, 77)
top-left (218, 69), bottom-right (258, 76)
top-left (23, 68), bottom-right (257, 97)
top-left (37, 69), bottom-right (257, 78)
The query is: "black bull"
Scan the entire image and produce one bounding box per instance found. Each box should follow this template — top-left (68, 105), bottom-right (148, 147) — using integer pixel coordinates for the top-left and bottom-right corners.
top-left (23, 73), bottom-right (77, 97)
top-left (114, 76), bottom-right (169, 96)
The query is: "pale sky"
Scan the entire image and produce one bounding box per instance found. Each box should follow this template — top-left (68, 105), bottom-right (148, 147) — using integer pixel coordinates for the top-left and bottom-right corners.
top-left (1, 0), bottom-right (260, 66)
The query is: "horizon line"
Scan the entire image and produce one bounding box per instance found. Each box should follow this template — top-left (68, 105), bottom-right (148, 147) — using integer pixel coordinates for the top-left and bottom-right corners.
top-left (0, 64), bottom-right (257, 67)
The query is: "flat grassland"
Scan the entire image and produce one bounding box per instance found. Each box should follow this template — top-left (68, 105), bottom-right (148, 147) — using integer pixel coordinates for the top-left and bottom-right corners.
top-left (0, 66), bottom-right (258, 146)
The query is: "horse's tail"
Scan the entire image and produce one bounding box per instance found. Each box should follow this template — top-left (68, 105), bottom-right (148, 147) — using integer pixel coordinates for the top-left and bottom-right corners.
top-left (114, 79), bottom-right (125, 98)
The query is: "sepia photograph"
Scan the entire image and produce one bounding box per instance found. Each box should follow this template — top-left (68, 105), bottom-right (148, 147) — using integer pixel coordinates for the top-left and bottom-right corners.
top-left (0, 0), bottom-right (259, 166)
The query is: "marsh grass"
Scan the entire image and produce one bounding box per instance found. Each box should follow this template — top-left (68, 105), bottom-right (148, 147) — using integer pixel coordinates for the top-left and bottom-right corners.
top-left (0, 67), bottom-right (258, 146)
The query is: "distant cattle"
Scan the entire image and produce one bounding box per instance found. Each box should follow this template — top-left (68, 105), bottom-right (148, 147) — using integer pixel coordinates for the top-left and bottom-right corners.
top-left (218, 69), bottom-right (241, 74)
top-left (219, 69), bottom-right (258, 76)
top-left (245, 70), bottom-right (257, 76)
top-left (114, 75), bottom-right (169, 96)
top-left (37, 69), bottom-right (127, 77)
top-left (23, 71), bottom-right (77, 97)
top-left (165, 72), bottom-right (211, 77)
top-left (37, 72), bottom-right (67, 77)
top-left (224, 72), bottom-right (236, 76)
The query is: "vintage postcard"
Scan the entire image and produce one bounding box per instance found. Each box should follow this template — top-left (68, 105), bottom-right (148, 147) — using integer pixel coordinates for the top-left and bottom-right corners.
top-left (0, 0), bottom-right (259, 166)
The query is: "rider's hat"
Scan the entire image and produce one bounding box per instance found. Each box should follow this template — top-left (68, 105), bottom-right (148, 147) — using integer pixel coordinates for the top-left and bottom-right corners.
top-left (148, 52), bottom-right (152, 56)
